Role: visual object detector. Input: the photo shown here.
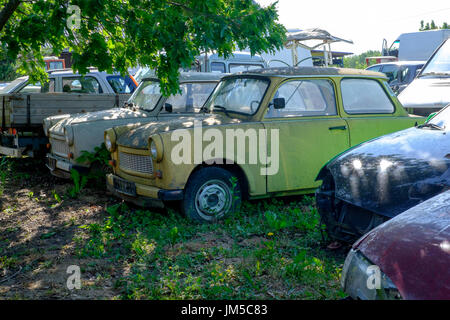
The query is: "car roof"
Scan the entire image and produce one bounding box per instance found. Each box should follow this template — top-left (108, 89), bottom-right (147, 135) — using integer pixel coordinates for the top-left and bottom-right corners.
top-left (143, 72), bottom-right (228, 83)
top-left (367, 61), bottom-right (426, 68)
top-left (233, 66), bottom-right (386, 78)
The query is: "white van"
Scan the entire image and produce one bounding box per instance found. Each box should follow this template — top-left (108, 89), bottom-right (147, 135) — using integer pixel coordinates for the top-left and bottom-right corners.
top-left (398, 39), bottom-right (450, 116)
top-left (194, 51), bottom-right (267, 73)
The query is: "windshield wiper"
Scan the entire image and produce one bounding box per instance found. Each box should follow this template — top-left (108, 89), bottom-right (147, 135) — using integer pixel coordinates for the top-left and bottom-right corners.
top-left (418, 122), bottom-right (445, 130)
top-left (212, 105), bottom-right (230, 116)
top-left (418, 72), bottom-right (450, 78)
top-left (199, 105), bottom-right (210, 114)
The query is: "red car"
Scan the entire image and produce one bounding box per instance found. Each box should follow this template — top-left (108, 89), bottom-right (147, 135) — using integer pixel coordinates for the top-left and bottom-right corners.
top-left (341, 190), bottom-right (450, 300)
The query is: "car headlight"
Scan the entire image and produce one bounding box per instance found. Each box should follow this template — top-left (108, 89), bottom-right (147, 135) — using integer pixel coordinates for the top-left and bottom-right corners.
top-left (341, 249), bottom-right (402, 300)
top-left (148, 135), bottom-right (163, 162)
top-left (64, 126), bottom-right (74, 146)
top-left (104, 129), bottom-right (117, 152)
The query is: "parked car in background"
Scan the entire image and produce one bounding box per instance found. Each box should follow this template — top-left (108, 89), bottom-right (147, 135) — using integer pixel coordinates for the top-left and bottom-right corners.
top-left (366, 61), bottom-right (425, 94)
top-left (104, 67), bottom-right (422, 222)
top-left (45, 72), bottom-right (224, 179)
top-left (341, 190), bottom-right (450, 300)
top-left (133, 51), bottom-right (268, 84)
top-left (399, 39), bottom-right (450, 116)
top-left (194, 51), bottom-right (267, 73)
top-left (0, 69), bottom-right (137, 157)
top-left (316, 104), bottom-right (450, 243)
top-left (0, 69), bottom-right (137, 94)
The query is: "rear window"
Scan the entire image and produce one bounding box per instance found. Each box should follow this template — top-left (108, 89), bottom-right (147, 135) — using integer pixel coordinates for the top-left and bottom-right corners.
top-left (380, 64), bottom-right (399, 83)
top-left (229, 63), bottom-right (264, 73)
top-left (62, 76), bottom-right (102, 94)
top-left (211, 62), bottom-right (226, 73)
top-left (341, 79), bottom-right (395, 114)
top-left (366, 65), bottom-right (382, 72)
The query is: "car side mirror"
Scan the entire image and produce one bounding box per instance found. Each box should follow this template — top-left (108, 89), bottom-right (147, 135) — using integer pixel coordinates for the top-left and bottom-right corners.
top-left (164, 103), bottom-right (173, 113)
top-left (273, 98), bottom-right (285, 109)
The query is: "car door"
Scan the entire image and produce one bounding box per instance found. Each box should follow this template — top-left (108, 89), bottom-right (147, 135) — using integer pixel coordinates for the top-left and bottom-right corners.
top-left (263, 78), bottom-right (350, 193)
top-left (340, 78), bottom-right (412, 146)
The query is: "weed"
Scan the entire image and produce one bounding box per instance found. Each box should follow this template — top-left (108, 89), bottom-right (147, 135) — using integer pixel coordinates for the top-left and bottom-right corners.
top-left (73, 195), bottom-right (345, 300)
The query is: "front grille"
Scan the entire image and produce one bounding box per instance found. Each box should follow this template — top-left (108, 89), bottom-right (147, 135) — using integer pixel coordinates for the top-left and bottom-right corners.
top-left (50, 138), bottom-right (69, 157)
top-left (119, 151), bottom-right (153, 175)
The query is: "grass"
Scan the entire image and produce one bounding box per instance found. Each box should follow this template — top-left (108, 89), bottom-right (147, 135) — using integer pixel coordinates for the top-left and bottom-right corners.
top-left (0, 156), bottom-right (347, 299)
top-left (73, 196), bottom-right (347, 300)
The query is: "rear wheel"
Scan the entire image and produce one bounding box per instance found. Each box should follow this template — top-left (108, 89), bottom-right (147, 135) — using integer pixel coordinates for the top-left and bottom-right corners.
top-left (182, 167), bottom-right (241, 223)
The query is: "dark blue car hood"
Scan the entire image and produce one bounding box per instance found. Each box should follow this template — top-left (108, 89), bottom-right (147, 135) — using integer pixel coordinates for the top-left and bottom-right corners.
top-left (326, 127), bottom-right (450, 217)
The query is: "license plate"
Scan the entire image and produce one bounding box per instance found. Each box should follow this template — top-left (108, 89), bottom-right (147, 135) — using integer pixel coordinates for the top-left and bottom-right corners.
top-left (113, 176), bottom-right (137, 196)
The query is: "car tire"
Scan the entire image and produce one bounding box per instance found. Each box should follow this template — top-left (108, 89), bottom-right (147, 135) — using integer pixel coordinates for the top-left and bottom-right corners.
top-left (181, 167), bottom-right (241, 223)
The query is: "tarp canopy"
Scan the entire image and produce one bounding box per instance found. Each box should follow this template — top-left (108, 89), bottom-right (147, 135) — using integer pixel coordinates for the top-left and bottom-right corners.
top-left (285, 28), bottom-right (353, 50)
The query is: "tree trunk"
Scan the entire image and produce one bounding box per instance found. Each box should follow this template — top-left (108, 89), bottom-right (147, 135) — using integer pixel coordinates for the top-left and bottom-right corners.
top-left (0, 0), bottom-right (21, 32)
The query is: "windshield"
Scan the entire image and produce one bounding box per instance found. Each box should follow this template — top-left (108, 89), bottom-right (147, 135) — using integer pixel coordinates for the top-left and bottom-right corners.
top-left (0, 77), bottom-right (28, 93)
top-left (161, 82), bottom-right (217, 114)
top-left (204, 77), bottom-right (269, 115)
top-left (128, 80), bottom-right (161, 111)
top-left (429, 105), bottom-right (450, 130)
top-left (421, 40), bottom-right (450, 76)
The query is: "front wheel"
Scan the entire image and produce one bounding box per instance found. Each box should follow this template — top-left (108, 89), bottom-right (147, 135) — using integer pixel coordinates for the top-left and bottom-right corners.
top-left (182, 167), bottom-right (241, 222)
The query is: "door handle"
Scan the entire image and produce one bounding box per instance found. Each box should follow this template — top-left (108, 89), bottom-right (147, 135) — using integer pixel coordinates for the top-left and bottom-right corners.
top-left (329, 125), bottom-right (347, 131)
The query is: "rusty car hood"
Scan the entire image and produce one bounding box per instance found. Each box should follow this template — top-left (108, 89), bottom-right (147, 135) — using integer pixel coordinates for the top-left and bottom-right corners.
top-left (354, 190), bottom-right (450, 300)
top-left (116, 114), bottom-right (241, 149)
top-left (326, 126), bottom-right (450, 217)
top-left (49, 108), bottom-right (150, 136)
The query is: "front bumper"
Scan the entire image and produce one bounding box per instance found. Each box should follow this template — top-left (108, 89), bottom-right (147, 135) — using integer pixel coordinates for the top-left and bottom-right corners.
top-left (46, 153), bottom-right (89, 179)
top-left (106, 173), bottom-right (183, 208)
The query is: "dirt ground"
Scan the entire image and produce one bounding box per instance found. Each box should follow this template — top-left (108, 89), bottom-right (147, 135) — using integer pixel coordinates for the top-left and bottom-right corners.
top-left (0, 158), bottom-right (122, 299)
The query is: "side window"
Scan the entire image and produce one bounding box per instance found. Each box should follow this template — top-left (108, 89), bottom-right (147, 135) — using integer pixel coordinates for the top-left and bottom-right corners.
top-left (265, 79), bottom-right (337, 118)
top-left (210, 62), bottom-right (226, 73)
top-left (162, 82), bottom-right (217, 113)
top-left (62, 76), bottom-right (103, 94)
top-left (341, 79), bottom-right (395, 114)
top-left (229, 63), bottom-right (264, 73)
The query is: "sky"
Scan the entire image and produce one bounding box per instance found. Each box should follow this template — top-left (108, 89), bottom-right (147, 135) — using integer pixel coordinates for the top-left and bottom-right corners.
top-left (256, 0), bottom-right (450, 55)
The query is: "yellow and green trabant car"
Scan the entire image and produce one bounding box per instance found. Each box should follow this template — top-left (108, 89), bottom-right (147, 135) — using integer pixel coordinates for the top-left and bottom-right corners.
top-left (105, 67), bottom-right (424, 222)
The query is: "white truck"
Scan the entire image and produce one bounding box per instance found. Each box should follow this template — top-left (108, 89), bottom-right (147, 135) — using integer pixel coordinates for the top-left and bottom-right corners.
top-left (0, 69), bottom-right (137, 157)
top-left (382, 29), bottom-right (450, 61)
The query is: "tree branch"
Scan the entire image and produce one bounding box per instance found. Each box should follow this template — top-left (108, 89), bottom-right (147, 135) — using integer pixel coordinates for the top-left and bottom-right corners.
top-left (0, 0), bottom-right (21, 32)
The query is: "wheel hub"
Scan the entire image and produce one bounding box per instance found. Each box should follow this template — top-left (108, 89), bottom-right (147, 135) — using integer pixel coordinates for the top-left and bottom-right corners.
top-left (195, 180), bottom-right (232, 219)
